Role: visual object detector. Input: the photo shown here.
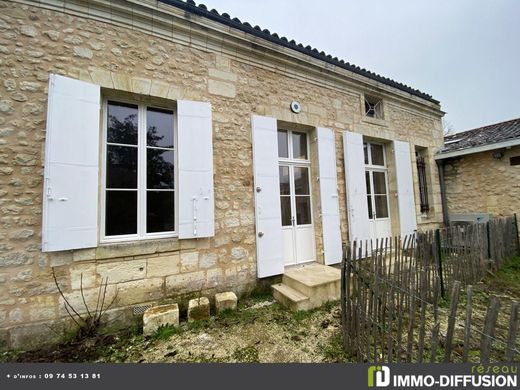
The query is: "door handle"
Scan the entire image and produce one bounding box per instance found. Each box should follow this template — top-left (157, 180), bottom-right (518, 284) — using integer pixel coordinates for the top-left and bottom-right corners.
top-left (291, 216), bottom-right (295, 226)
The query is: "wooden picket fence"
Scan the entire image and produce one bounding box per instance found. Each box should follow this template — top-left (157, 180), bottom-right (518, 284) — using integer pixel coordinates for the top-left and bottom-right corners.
top-left (340, 216), bottom-right (520, 363)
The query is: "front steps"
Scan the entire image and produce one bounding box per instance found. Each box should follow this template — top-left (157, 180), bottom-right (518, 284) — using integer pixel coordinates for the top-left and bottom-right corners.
top-left (272, 263), bottom-right (341, 311)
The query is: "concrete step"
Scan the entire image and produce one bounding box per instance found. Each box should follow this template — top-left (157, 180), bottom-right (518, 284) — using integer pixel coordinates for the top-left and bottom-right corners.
top-left (271, 283), bottom-right (311, 311)
top-left (282, 263), bottom-right (341, 309)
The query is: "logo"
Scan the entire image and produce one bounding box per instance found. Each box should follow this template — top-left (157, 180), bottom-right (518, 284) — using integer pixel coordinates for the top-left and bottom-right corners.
top-left (368, 366), bottom-right (391, 388)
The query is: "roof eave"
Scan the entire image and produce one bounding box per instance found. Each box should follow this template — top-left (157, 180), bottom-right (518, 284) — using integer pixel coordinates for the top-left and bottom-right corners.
top-left (436, 138), bottom-right (520, 160)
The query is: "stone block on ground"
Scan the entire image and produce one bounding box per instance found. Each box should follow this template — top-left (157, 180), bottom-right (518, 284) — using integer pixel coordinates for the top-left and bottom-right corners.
top-left (142, 303), bottom-right (179, 336)
top-left (187, 297), bottom-right (210, 322)
top-left (215, 291), bottom-right (237, 313)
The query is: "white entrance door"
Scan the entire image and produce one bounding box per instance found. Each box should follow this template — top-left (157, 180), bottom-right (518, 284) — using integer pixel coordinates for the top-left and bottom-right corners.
top-left (278, 129), bottom-right (316, 266)
top-left (364, 142), bottom-right (392, 241)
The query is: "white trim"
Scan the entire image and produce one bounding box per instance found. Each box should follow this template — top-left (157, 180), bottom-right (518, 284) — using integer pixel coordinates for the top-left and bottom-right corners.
top-left (436, 138), bottom-right (520, 160)
top-left (100, 98), bottom-right (178, 243)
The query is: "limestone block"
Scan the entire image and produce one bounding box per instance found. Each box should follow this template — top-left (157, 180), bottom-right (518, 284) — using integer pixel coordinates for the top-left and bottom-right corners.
top-left (165, 271), bottom-right (205, 294)
top-left (114, 278), bottom-right (164, 306)
top-left (143, 303), bottom-right (179, 336)
top-left (131, 77), bottom-right (151, 95)
top-left (150, 80), bottom-right (170, 98)
top-left (96, 259), bottom-right (146, 283)
top-left (180, 251), bottom-right (198, 272)
top-left (111, 73), bottom-right (131, 92)
top-left (215, 292), bottom-right (237, 314)
top-left (147, 254), bottom-right (180, 277)
top-left (187, 297), bottom-right (210, 322)
top-left (89, 68), bottom-right (113, 88)
top-left (69, 263), bottom-right (97, 289)
top-left (208, 79), bottom-right (236, 98)
top-left (209, 68), bottom-right (237, 82)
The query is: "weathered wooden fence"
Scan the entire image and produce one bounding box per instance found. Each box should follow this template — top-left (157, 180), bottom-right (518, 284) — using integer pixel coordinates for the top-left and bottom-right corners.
top-left (341, 216), bottom-right (520, 363)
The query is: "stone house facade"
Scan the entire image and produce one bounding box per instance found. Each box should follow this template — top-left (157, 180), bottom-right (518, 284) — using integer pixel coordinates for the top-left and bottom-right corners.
top-left (0, 0), bottom-right (444, 349)
top-left (437, 118), bottom-right (520, 220)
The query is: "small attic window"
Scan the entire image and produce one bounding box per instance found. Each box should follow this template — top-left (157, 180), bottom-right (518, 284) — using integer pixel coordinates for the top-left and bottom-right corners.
top-left (364, 95), bottom-right (383, 119)
top-left (510, 156), bottom-right (520, 166)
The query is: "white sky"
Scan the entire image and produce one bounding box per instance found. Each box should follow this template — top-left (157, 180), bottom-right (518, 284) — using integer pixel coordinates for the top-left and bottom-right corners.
top-left (198, 0), bottom-right (520, 132)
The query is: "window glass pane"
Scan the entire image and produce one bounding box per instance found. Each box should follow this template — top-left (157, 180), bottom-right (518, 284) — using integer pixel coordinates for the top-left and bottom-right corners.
top-left (147, 107), bottom-right (174, 148)
top-left (374, 195), bottom-right (389, 218)
top-left (292, 131), bottom-right (308, 159)
top-left (295, 196), bottom-right (311, 225)
top-left (364, 143), bottom-right (369, 165)
top-left (365, 171), bottom-right (371, 194)
top-left (107, 145), bottom-right (137, 189)
top-left (278, 130), bottom-right (288, 158)
top-left (147, 149), bottom-right (174, 189)
top-left (147, 191), bottom-right (175, 233)
top-left (106, 191), bottom-right (137, 236)
top-left (280, 196), bottom-right (291, 226)
top-left (367, 196), bottom-right (373, 219)
top-left (279, 166), bottom-right (290, 195)
top-left (107, 101), bottom-right (138, 145)
top-left (294, 166), bottom-right (310, 195)
top-left (370, 144), bottom-right (385, 166)
top-left (372, 171), bottom-right (387, 195)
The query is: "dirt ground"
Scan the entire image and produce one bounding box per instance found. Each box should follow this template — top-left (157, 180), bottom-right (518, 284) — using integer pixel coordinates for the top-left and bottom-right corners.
top-left (2, 295), bottom-right (348, 363)
top-left (2, 256), bottom-right (518, 363)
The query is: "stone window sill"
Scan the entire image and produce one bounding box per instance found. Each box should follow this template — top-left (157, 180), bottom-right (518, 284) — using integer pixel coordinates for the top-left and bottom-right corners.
top-left (49, 237), bottom-right (190, 266)
top-left (362, 116), bottom-right (388, 127)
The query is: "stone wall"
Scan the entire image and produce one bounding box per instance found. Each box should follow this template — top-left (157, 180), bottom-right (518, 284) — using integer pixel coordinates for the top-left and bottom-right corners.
top-left (444, 146), bottom-right (520, 217)
top-left (0, 0), bottom-right (444, 349)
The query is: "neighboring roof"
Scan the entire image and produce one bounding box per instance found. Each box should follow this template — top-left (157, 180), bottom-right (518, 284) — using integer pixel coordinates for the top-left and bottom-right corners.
top-left (158, 0), bottom-right (438, 104)
top-left (437, 117), bottom-right (520, 159)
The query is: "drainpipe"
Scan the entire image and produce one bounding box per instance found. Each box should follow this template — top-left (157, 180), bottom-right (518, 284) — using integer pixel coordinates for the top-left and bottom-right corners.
top-left (436, 159), bottom-right (450, 227)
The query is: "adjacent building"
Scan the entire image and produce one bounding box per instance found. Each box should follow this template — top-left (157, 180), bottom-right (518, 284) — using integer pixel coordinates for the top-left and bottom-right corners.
top-left (437, 118), bottom-right (520, 221)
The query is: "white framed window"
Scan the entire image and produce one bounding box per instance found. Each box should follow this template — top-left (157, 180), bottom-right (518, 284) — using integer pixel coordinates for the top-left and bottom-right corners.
top-left (364, 141), bottom-right (390, 220)
top-left (277, 129), bottom-right (313, 227)
top-left (101, 98), bottom-right (177, 242)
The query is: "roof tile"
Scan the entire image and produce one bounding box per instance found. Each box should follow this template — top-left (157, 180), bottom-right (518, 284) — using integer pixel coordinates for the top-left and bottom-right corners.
top-left (441, 118), bottom-right (520, 153)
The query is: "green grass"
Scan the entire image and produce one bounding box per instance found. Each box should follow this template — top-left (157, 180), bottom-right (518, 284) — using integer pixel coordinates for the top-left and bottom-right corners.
top-left (490, 256), bottom-right (520, 294)
top-left (153, 324), bottom-right (182, 341)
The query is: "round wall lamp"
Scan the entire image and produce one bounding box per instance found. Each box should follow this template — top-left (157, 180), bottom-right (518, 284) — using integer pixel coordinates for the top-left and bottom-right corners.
top-left (290, 101), bottom-right (301, 113)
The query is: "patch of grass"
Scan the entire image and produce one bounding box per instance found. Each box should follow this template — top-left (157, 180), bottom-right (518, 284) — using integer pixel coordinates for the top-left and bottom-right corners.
top-left (292, 310), bottom-right (314, 323)
top-left (153, 324), bottom-right (182, 341)
top-left (186, 319), bottom-right (208, 332)
top-left (232, 345), bottom-right (259, 363)
top-left (321, 330), bottom-right (349, 363)
top-left (488, 256), bottom-right (520, 294)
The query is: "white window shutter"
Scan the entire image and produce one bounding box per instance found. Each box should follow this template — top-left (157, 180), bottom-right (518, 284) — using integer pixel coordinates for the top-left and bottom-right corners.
top-left (42, 74), bottom-right (101, 252)
top-left (317, 127), bottom-right (342, 265)
top-left (251, 115), bottom-right (284, 278)
top-left (343, 131), bottom-right (370, 243)
top-left (177, 100), bottom-right (215, 239)
top-left (394, 140), bottom-right (417, 236)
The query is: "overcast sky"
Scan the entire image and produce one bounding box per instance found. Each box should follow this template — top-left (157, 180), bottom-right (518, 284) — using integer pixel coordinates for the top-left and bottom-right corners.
top-left (199, 0), bottom-right (520, 133)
